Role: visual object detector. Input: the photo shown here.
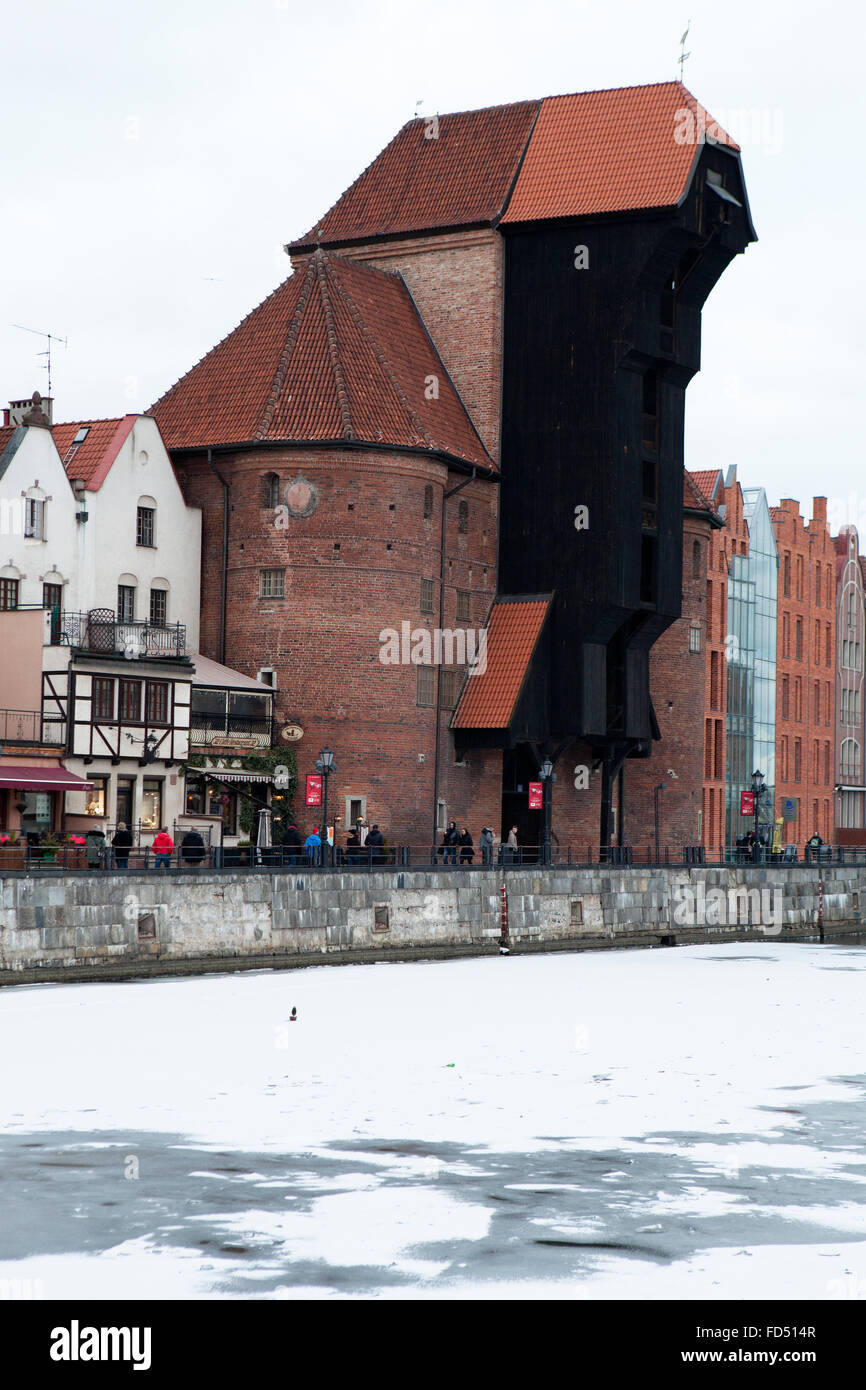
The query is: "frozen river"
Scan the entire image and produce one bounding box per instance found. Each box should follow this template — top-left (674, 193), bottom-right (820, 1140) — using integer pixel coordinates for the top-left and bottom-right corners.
top-left (1, 941), bottom-right (865, 1300)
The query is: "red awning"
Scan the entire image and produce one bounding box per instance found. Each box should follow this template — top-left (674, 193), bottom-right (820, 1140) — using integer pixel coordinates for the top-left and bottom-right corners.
top-left (0, 765), bottom-right (94, 791)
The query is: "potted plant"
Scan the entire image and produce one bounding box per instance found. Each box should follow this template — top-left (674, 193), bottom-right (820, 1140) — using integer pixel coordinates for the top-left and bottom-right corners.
top-left (0, 832), bottom-right (27, 872)
top-left (224, 840), bottom-right (252, 867)
top-left (40, 832), bottom-right (61, 864)
top-left (59, 833), bottom-right (87, 869)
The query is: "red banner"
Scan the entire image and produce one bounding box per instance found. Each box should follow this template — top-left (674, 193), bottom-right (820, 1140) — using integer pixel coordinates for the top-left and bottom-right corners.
top-left (528, 781), bottom-right (543, 810)
top-left (305, 774), bottom-right (322, 807)
top-left (740, 790), bottom-right (755, 817)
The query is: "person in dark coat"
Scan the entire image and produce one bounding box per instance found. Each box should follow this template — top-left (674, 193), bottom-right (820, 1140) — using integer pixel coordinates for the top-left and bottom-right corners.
top-left (85, 826), bottom-right (106, 869)
top-left (480, 826), bottom-right (494, 867)
top-left (366, 824), bottom-right (384, 865)
top-left (441, 820), bottom-right (459, 865)
top-left (283, 823), bottom-right (303, 865)
top-left (346, 827), bottom-right (361, 866)
top-left (459, 827), bottom-right (474, 865)
top-left (111, 822), bottom-right (132, 870)
top-left (181, 828), bottom-right (206, 867)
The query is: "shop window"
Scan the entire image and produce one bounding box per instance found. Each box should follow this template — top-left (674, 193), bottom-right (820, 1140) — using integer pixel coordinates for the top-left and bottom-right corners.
top-left (85, 777), bottom-right (108, 817)
top-left (141, 778), bottom-right (163, 832)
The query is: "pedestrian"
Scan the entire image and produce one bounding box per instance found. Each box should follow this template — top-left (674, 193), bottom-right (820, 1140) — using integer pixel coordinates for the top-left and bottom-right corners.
top-left (111, 821), bottom-right (132, 870)
top-left (459, 826), bottom-right (474, 865)
top-left (151, 826), bottom-right (174, 870)
top-left (283, 823), bottom-right (303, 865)
top-left (304, 826), bottom-right (322, 865)
top-left (442, 819), bottom-right (459, 865)
top-left (505, 824), bottom-right (518, 864)
top-left (480, 826), bottom-right (494, 867)
top-left (366, 823), bottom-right (384, 866)
top-left (85, 825), bottom-right (106, 870)
top-left (346, 825), bottom-right (361, 866)
top-left (181, 827), bottom-right (206, 867)
top-left (806, 830), bottom-right (824, 863)
top-left (356, 818), bottom-right (369, 846)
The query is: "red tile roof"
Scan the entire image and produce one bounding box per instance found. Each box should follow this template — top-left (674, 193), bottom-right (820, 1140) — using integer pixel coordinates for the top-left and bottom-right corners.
top-left (52, 417), bottom-right (136, 490)
top-left (151, 249), bottom-right (494, 467)
top-left (688, 468), bottom-right (723, 504)
top-left (0, 424), bottom-right (17, 454)
top-left (288, 83), bottom-right (738, 251)
top-left (683, 470), bottom-right (720, 518)
top-left (289, 101), bottom-right (541, 250)
top-left (451, 597), bottom-right (551, 729)
top-left (503, 83), bottom-right (736, 224)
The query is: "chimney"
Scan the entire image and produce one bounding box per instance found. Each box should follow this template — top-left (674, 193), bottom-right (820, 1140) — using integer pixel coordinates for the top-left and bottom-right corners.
top-left (9, 391), bottom-right (53, 427)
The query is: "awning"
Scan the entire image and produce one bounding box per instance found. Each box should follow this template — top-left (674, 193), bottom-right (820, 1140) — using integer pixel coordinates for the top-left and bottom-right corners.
top-left (195, 769), bottom-right (273, 784)
top-left (0, 765), bottom-right (94, 791)
top-left (451, 596), bottom-right (551, 730)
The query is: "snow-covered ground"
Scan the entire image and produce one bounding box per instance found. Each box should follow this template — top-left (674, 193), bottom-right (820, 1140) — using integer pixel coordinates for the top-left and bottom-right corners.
top-left (1, 942), bottom-right (865, 1300)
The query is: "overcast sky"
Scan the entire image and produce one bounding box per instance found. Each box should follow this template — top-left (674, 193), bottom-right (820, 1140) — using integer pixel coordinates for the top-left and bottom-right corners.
top-left (2, 0), bottom-right (863, 521)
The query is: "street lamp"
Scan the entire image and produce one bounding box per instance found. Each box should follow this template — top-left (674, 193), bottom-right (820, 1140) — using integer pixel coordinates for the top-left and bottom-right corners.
top-left (540, 758), bottom-right (554, 866)
top-left (316, 747), bottom-right (336, 867)
top-left (751, 769), bottom-right (765, 863)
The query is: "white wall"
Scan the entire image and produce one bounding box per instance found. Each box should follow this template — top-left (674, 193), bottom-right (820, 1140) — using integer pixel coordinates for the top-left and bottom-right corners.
top-left (0, 426), bottom-right (81, 613)
top-left (75, 416), bottom-right (202, 651)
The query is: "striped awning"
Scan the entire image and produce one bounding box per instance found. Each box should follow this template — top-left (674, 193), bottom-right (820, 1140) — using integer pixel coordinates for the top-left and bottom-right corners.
top-left (0, 764), bottom-right (94, 791)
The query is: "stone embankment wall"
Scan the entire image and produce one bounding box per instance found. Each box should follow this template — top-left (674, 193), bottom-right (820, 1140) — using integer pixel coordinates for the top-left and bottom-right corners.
top-left (0, 865), bottom-right (863, 983)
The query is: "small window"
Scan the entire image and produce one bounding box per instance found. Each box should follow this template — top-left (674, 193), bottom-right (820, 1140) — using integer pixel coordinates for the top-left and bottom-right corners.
top-left (416, 665), bottom-right (435, 707)
top-left (263, 473), bottom-right (280, 509)
top-left (420, 578), bottom-right (435, 614)
top-left (24, 498), bottom-right (45, 539)
top-left (146, 681), bottom-right (169, 724)
top-left (688, 624), bottom-right (702, 653)
top-left (456, 590), bottom-right (471, 623)
top-left (783, 553), bottom-right (791, 596)
top-left (423, 484), bottom-right (433, 520)
top-left (92, 677), bottom-right (115, 722)
top-left (458, 499), bottom-right (468, 534)
top-left (72, 425), bottom-right (90, 445)
top-left (795, 618), bottom-right (803, 659)
top-left (260, 569), bottom-right (286, 599)
top-left (257, 668), bottom-right (276, 688)
top-left (437, 800), bottom-right (447, 831)
top-left (136, 506), bottom-right (155, 547)
top-left (0, 577), bottom-right (19, 610)
top-left (149, 588), bottom-right (167, 626)
top-left (440, 669), bottom-right (459, 708)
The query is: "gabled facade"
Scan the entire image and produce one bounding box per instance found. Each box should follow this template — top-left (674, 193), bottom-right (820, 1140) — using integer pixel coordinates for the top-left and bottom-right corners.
top-left (834, 527), bottom-right (866, 843)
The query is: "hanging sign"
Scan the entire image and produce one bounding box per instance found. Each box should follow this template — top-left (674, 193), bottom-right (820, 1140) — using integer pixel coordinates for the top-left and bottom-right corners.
top-left (305, 774), bottom-right (322, 807)
top-left (528, 781), bottom-right (543, 810)
top-left (740, 790), bottom-right (755, 817)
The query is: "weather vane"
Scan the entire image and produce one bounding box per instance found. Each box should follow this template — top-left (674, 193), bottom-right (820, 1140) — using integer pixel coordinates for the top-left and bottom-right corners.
top-left (678, 21), bottom-right (691, 81)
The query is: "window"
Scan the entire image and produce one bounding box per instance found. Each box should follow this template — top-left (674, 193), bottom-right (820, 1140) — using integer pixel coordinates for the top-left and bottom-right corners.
top-left (796, 555), bottom-right (803, 599)
top-left (692, 539), bottom-right (701, 578)
top-left (43, 583), bottom-right (62, 644)
top-left (795, 677), bottom-right (802, 721)
top-left (149, 588), bottom-right (167, 626)
top-left (0, 578), bottom-right (19, 610)
top-left (794, 739), bottom-right (802, 782)
top-left (416, 665), bottom-right (435, 707)
top-left (146, 681), bottom-right (169, 724)
top-left (689, 624), bottom-right (702, 653)
top-left (783, 553), bottom-right (791, 595)
top-left (92, 677), bottom-right (115, 721)
top-left (136, 506), bottom-right (155, 547)
top-left (346, 797), bottom-right (366, 830)
top-left (260, 569), bottom-right (285, 599)
top-left (795, 618), bottom-right (803, 659)
top-left (824, 741), bottom-right (831, 784)
top-left (813, 740), bottom-right (820, 782)
top-left (813, 619), bottom-right (820, 663)
top-left (825, 681), bottom-right (831, 724)
top-left (815, 566), bottom-right (821, 605)
top-left (782, 613), bottom-right (789, 658)
top-left (420, 578), bottom-right (435, 614)
top-left (423, 485), bottom-right (433, 520)
top-left (781, 676), bottom-right (789, 720)
top-left (710, 650), bottom-right (719, 707)
top-left (118, 585), bottom-right (135, 622)
top-left (780, 737), bottom-right (788, 781)
top-left (141, 779), bottom-right (163, 832)
top-left (458, 500), bottom-right (468, 534)
top-left (24, 498), bottom-right (45, 539)
top-left (842, 738), bottom-right (860, 781)
top-left (263, 473), bottom-right (280, 508)
top-left (704, 719), bottom-right (712, 780)
top-left (85, 777), bottom-right (108, 817)
top-left (826, 624), bottom-right (832, 666)
top-left (437, 800), bottom-right (447, 832)
top-left (813, 682), bottom-right (820, 723)
top-left (119, 679), bottom-right (142, 722)
top-left (456, 590), bottom-right (471, 623)
top-left (642, 458), bottom-right (658, 504)
top-left (706, 581), bottom-right (713, 642)
top-left (714, 719), bottom-right (723, 779)
top-left (439, 669), bottom-right (459, 708)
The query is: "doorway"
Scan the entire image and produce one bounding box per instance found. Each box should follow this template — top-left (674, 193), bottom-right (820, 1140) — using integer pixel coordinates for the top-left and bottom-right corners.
top-left (501, 745), bottom-right (542, 861)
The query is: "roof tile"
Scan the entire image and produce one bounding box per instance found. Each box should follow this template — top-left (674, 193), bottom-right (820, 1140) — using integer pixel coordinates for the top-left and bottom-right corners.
top-left (451, 597), bottom-right (550, 729)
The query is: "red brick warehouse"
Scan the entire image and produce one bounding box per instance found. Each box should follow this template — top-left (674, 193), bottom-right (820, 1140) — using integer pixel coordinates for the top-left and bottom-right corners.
top-left (151, 82), bottom-right (756, 854)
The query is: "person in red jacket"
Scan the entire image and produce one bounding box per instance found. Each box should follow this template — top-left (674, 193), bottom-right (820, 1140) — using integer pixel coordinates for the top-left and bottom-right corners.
top-left (151, 827), bottom-right (174, 870)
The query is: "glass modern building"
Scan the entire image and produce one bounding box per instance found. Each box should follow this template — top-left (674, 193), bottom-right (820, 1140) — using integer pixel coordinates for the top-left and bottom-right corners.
top-left (725, 487), bottom-right (778, 850)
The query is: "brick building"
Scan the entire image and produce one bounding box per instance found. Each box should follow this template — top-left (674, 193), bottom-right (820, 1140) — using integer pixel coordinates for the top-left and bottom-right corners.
top-left (151, 83), bottom-right (755, 854)
top-left (771, 498), bottom-right (835, 846)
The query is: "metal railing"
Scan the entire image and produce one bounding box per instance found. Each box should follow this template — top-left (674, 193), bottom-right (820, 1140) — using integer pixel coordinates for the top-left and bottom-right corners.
top-left (4, 842), bottom-right (866, 875)
top-left (189, 713), bottom-right (273, 748)
top-left (0, 710), bottom-right (66, 745)
top-left (60, 611), bottom-right (187, 658)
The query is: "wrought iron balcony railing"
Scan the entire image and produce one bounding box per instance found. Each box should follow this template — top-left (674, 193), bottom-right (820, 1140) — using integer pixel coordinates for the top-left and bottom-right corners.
top-left (0, 710), bottom-right (67, 745)
top-left (189, 713), bottom-right (273, 749)
top-left (60, 611), bottom-right (187, 659)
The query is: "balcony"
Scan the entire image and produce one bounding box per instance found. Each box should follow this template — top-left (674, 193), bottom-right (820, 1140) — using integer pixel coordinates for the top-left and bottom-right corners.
top-left (189, 712), bottom-right (273, 749)
top-left (61, 611), bottom-right (187, 659)
top-left (0, 709), bottom-right (67, 746)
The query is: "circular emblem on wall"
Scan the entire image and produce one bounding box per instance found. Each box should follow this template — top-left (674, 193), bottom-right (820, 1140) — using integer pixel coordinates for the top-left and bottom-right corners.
top-left (284, 476), bottom-right (318, 517)
top-left (281, 723), bottom-right (304, 743)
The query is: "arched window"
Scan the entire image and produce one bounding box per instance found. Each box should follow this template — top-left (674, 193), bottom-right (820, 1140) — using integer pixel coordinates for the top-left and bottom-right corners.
top-left (842, 738), bottom-right (860, 781)
top-left (692, 539), bottom-right (701, 578)
top-left (136, 496), bottom-right (157, 547)
top-left (263, 473), bottom-right (280, 509)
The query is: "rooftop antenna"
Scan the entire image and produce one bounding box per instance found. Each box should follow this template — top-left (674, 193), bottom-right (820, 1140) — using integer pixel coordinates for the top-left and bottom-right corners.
top-left (12, 323), bottom-right (68, 400)
top-left (678, 21), bottom-right (691, 82)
